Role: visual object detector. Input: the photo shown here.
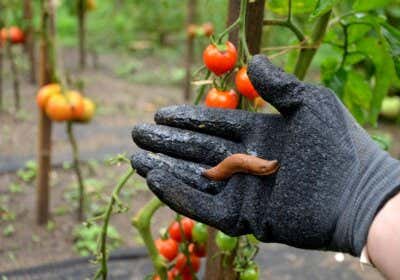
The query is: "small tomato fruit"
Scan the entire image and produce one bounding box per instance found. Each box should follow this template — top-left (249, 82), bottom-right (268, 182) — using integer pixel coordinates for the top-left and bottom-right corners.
top-left (203, 41), bottom-right (237, 76)
top-left (79, 97), bottom-right (96, 122)
top-left (215, 231), bottom-right (237, 252)
top-left (235, 67), bottom-right (259, 100)
top-left (192, 222), bottom-right (208, 244)
top-left (205, 88), bottom-right (238, 109)
top-left (66, 91), bottom-right (85, 120)
top-left (36, 83), bottom-right (62, 109)
top-left (45, 94), bottom-right (73, 122)
top-left (174, 253), bottom-right (200, 274)
top-left (155, 238), bottom-right (179, 262)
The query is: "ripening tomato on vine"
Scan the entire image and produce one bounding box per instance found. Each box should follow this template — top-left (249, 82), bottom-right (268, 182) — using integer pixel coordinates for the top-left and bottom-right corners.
top-left (196, 7), bottom-right (262, 111)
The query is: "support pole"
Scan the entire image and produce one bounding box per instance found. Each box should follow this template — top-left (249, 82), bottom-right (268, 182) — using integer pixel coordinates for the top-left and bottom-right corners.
top-left (37, 0), bottom-right (56, 225)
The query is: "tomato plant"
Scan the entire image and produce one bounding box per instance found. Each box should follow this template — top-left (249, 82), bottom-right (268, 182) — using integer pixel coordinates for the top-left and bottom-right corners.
top-left (205, 88), bottom-right (239, 109)
top-left (174, 252), bottom-right (201, 274)
top-left (203, 41), bottom-right (238, 76)
top-left (155, 238), bottom-right (179, 261)
top-left (192, 222), bottom-right (208, 244)
top-left (215, 231), bottom-right (238, 252)
top-left (169, 217), bottom-right (194, 242)
top-left (235, 66), bottom-right (259, 100)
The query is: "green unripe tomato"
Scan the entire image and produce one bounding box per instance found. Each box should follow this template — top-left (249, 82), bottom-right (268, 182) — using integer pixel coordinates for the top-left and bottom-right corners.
top-left (192, 222), bottom-right (208, 244)
top-left (215, 231), bottom-right (237, 252)
top-left (240, 266), bottom-right (259, 280)
top-left (380, 96), bottom-right (400, 120)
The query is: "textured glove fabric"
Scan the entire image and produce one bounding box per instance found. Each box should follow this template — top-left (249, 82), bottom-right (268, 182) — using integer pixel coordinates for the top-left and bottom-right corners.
top-left (131, 55), bottom-right (400, 256)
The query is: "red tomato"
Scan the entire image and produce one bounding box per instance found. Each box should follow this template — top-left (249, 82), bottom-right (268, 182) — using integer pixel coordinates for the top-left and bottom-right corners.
top-left (203, 41), bottom-right (237, 76)
top-left (205, 88), bottom-right (238, 109)
top-left (169, 218), bottom-right (195, 242)
top-left (155, 238), bottom-right (179, 261)
top-left (181, 272), bottom-right (194, 280)
top-left (174, 253), bottom-right (200, 274)
top-left (189, 243), bottom-right (207, 258)
top-left (235, 67), bottom-right (259, 100)
top-left (8, 27), bottom-right (25, 44)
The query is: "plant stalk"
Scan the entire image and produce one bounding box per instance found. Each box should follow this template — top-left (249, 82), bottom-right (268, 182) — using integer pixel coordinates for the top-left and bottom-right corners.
top-left (132, 197), bottom-right (166, 279)
top-left (293, 11), bottom-right (332, 80)
top-left (66, 121), bottom-right (85, 221)
top-left (95, 167), bottom-right (135, 280)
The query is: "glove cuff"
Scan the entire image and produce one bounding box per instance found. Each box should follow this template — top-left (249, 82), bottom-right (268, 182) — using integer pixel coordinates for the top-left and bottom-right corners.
top-left (333, 150), bottom-right (400, 256)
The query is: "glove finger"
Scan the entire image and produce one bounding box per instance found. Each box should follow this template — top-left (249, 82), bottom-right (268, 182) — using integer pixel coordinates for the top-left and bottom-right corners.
top-left (131, 150), bottom-right (225, 194)
top-left (132, 124), bottom-right (242, 165)
top-left (155, 105), bottom-right (254, 141)
top-left (147, 169), bottom-right (240, 234)
top-left (248, 55), bottom-right (304, 115)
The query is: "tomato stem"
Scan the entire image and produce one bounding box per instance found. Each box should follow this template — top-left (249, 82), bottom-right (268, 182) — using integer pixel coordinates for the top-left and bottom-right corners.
top-left (94, 167), bottom-right (135, 280)
top-left (132, 198), bottom-right (166, 279)
top-left (217, 18), bottom-right (240, 44)
top-left (66, 121), bottom-right (85, 221)
top-left (194, 70), bottom-right (211, 105)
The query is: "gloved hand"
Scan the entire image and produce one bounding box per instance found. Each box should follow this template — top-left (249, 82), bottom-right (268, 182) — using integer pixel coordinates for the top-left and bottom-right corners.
top-left (131, 55), bottom-right (400, 257)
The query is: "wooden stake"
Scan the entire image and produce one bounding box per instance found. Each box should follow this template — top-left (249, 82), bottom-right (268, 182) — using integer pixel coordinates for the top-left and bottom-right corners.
top-left (183, 0), bottom-right (197, 102)
top-left (23, 0), bottom-right (36, 84)
top-left (37, 0), bottom-right (56, 225)
top-left (204, 0), bottom-right (266, 279)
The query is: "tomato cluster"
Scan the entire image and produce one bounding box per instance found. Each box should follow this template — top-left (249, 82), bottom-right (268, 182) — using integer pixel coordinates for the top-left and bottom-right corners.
top-left (187, 22), bottom-right (214, 38)
top-left (36, 83), bottom-right (96, 123)
top-left (0, 27), bottom-right (25, 45)
top-left (154, 217), bottom-right (208, 280)
top-left (201, 41), bottom-right (267, 110)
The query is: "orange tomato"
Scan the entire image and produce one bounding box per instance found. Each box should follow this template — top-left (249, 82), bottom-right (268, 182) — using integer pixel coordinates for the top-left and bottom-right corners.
top-left (235, 67), bottom-right (259, 100)
top-left (205, 88), bottom-right (238, 109)
top-left (155, 238), bottom-right (179, 261)
top-left (8, 27), bottom-right (25, 44)
top-left (36, 83), bottom-right (62, 109)
top-left (45, 94), bottom-right (73, 122)
top-left (78, 98), bottom-right (96, 122)
top-left (66, 91), bottom-right (85, 120)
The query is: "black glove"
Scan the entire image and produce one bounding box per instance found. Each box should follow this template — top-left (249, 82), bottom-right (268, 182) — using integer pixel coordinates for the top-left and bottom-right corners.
top-left (131, 55), bottom-right (400, 257)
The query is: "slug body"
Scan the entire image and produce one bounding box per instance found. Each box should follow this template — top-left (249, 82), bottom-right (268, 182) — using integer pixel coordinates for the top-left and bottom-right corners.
top-left (203, 153), bottom-right (279, 181)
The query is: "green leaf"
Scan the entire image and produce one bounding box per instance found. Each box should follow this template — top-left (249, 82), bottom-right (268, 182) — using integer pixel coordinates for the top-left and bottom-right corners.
top-left (323, 67), bottom-right (347, 99)
top-left (357, 37), bottom-right (395, 124)
top-left (268, 0), bottom-right (318, 16)
top-left (310, 0), bottom-right (340, 20)
top-left (353, 0), bottom-right (392, 11)
top-left (344, 71), bottom-right (372, 110)
top-left (381, 23), bottom-right (400, 78)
